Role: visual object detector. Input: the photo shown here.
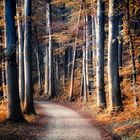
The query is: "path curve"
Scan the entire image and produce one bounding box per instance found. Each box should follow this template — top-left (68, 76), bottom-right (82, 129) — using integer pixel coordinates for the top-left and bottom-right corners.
top-left (37, 101), bottom-right (102, 140)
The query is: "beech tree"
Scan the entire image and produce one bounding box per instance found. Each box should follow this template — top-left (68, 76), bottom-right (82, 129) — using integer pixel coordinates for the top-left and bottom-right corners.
top-left (17, 0), bottom-right (24, 105)
top-left (85, 15), bottom-right (90, 96)
top-left (96, 0), bottom-right (106, 109)
top-left (33, 25), bottom-right (42, 95)
top-left (1, 60), bottom-right (6, 98)
top-left (5, 0), bottom-right (25, 122)
top-left (46, 1), bottom-right (56, 98)
top-left (108, 0), bottom-right (122, 111)
top-left (82, 17), bottom-right (88, 102)
top-left (118, 13), bottom-right (123, 67)
top-left (24, 0), bottom-right (36, 114)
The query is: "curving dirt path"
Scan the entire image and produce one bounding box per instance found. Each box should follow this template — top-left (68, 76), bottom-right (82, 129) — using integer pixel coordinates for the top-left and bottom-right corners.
top-left (37, 101), bottom-right (102, 140)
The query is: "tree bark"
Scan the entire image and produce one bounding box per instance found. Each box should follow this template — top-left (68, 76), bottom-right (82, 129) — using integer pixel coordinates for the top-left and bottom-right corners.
top-left (96, 0), bottom-right (106, 109)
top-left (35, 48), bottom-right (42, 95)
top-left (46, 2), bottom-right (56, 98)
top-left (83, 23), bottom-right (88, 102)
top-left (91, 16), bottom-right (96, 59)
top-left (5, 0), bottom-right (25, 122)
top-left (24, 0), bottom-right (36, 114)
top-left (44, 44), bottom-right (49, 95)
top-left (85, 15), bottom-right (90, 96)
top-left (2, 60), bottom-right (6, 99)
top-left (17, 0), bottom-right (24, 106)
top-left (67, 47), bottom-right (72, 78)
top-left (118, 14), bottom-right (123, 67)
top-left (34, 26), bottom-right (42, 95)
top-left (108, 0), bottom-right (122, 111)
top-left (44, 4), bottom-right (50, 95)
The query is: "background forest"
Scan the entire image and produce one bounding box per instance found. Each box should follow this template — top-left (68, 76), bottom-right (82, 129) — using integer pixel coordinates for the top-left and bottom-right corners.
top-left (0, 0), bottom-right (140, 139)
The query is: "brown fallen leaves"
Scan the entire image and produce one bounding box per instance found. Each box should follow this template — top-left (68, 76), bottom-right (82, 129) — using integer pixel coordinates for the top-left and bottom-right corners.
top-left (0, 102), bottom-right (48, 140)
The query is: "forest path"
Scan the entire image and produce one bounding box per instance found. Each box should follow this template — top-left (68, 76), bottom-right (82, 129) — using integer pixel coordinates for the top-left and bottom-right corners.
top-left (36, 101), bottom-right (102, 140)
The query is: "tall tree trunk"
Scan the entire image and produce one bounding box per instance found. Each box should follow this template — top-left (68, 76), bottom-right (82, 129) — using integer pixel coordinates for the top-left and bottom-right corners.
top-left (108, 0), bottom-right (122, 111)
top-left (91, 15), bottom-right (96, 93)
top-left (118, 14), bottom-right (123, 67)
top-left (96, 0), bottom-right (106, 109)
top-left (69, 48), bottom-right (76, 101)
top-left (46, 2), bottom-right (56, 98)
top-left (80, 73), bottom-right (84, 99)
top-left (0, 28), bottom-right (3, 97)
top-left (34, 26), bottom-right (42, 95)
top-left (4, 0), bottom-right (25, 122)
top-left (83, 44), bottom-right (88, 102)
top-left (54, 54), bottom-right (59, 92)
top-left (44, 4), bottom-right (49, 96)
top-left (67, 47), bottom-right (72, 78)
top-left (85, 15), bottom-right (90, 96)
top-left (44, 45), bottom-right (49, 95)
top-left (17, 0), bottom-right (24, 106)
top-left (91, 16), bottom-right (96, 59)
top-left (2, 60), bottom-right (6, 99)
top-left (35, 48), bottom-right (41, 95)
top-left (62, 54), bottom-right (66, 92)
top-left (55, 55), bottom-right (59, 82)
top-left (83, 22), bottom-right (88, 102)
top-left (24, 0), bottom-right (36, 114)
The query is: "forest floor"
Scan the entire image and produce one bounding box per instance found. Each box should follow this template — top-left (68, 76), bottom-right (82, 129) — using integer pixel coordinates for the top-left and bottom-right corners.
top-left (0, 99), bottom-right (140, 140)
top-left (52, 96), bottom-right (140, 140)
top-left (0, 100), bottom-right (113, 140)
top-left (49, 61), bottom-right (140, 140)
top-left (0, 101), bottom-right (48, 140)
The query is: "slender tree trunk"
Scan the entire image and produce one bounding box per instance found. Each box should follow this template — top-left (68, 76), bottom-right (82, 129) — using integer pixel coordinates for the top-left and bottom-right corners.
top-left (5, 0), bottom-right (25, 122)
top-left (2, 16), bottom-right (7, 100)
top-left (2, 60), bottom-right (6, 99)
top-left (83, 44), bottom-right (87, 102)
top-left (24, 0), bottom-right (36, 114)
top-left (0, 28), bottom-right (3, 97)
top-left (44, 45), bottom-right (49, 95)
top-left (69, 48), bottom-right (76, 101)
top-left (17, 0), bottom-right (24, 106)
top-left (35, 49), bottom-right (41, 95)
top-left (83, 23), bottom-right (88, 102)
top-left (67, 47), bottom-right (72, 78)
top-left (85, 15), bottom-right (90, 96)
top-left (96, 0), bottom-right (106, 109)
top-left (44, 4), bottom-right (49, 96)
top-left (55, 55), bottom-right (59, 82)
top-left (91, 16), bottom-right (96, 59)
top-left (118, 14), bottom-right (123, 67)
top-left (54, 54), bottom-right (59, 92)
top-left (80, 73), bottom-right (84, 99)
top-left (62, 55), bottom-right (66, 92)
top-left (46, 2), bottom-right (56, 98)
top-left (108, 0), bottom-right (122, 111)
top-left (34, 26), bottom-right (42, 95)
top-left (91, 15), bottom-right (96, 93)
